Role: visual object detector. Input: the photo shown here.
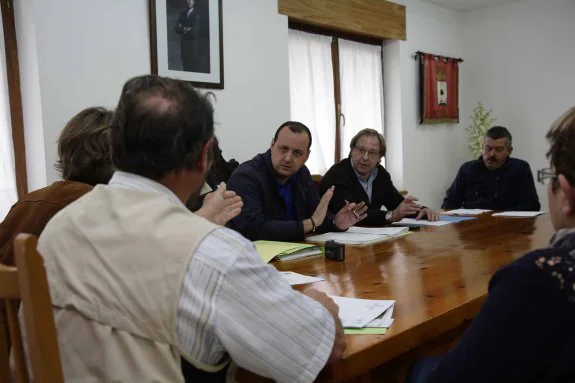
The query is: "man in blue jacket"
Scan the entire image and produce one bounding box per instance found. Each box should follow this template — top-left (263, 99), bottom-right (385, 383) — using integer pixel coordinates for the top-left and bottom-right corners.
top-left (442, 126), bottom-right (540, 211)
top-left (227, 121), bottom-right (367, 241)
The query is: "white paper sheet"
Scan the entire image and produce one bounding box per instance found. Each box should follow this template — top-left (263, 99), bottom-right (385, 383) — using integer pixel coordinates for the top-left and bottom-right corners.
top-left (442, 209), bottom-right (492, 216)
top-left (330, 296), bottom-right (395, 328)
top-left (492, 211), bottom-right (546, 218)
top-left (307, 232), bottom-right (383, 245)
top-left (279, 271), bottom-right (324, 286)
top-left (366, 303), bottom-right (395, 328)
top-left (392, 218), bottom-right (451, 227)
top-left (346, 227), bottom-right (408, 236)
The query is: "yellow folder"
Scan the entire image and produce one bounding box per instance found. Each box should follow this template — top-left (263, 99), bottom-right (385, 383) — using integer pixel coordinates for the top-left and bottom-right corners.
top-left (254, 240), bottom-right (323, 263)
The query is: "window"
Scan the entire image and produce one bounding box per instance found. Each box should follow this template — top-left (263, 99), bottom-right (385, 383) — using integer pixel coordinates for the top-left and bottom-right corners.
top-left (288, 27), bottom-right (384, 174)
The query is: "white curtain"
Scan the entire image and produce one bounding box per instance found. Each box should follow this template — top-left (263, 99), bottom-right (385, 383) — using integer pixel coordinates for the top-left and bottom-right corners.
top-left (338, 39), bottom-right (384, 159)
top-left (288, 29), bottom-right (336, 175)
top-left (0, 14), bottom-right (17, 220)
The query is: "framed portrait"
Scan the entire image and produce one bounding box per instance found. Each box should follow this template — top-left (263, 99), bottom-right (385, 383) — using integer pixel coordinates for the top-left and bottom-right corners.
top-left (149, 0), bottom-right (224, 89)
top-left (418, 52), bottom-right (460, 124)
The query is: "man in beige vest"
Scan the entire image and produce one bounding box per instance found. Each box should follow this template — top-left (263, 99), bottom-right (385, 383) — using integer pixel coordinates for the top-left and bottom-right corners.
top-left (37, 75), bottom-right (344, 383)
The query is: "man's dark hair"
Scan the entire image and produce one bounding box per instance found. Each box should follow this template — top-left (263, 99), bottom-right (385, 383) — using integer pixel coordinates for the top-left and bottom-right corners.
top-left (273, 121), bottom-right (312, 150)
top-left (110, 75), bottom-right (215, 180)
top-left (56, 107), bottom-right (114, 185)
top-left (486, 126), bottom-right (513, 147)
top-left (546, 106), bottom-right (575, 188)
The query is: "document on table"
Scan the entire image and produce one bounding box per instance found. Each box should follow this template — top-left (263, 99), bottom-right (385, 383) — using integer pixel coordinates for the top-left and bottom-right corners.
top-left (307, 227), bottom-right (409, 246)
top-left (392, 218), bottom-right (451, 227)
top-left (366, 303), bottom-right (395, 328)
top-left (442, 209), bottom-right (492, 216)
top-left (330, 296), bottom-right (395, 328)
top-left (346, 226), bottom-right (408, 236)
top-left (492, 211), bottom-right (546, 218)
top-left (279, 271), bottom-right (324, 286)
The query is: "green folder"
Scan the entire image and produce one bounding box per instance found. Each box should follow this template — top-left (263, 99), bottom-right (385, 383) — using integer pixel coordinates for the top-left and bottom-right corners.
top-left (344, 328), bottom-right (388, 335)
top-left (254, 240), bottom-right (323, 263)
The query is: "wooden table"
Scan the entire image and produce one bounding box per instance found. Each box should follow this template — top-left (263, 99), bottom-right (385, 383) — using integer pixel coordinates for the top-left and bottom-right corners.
top-left (236, 214), bottom-right (555, 382)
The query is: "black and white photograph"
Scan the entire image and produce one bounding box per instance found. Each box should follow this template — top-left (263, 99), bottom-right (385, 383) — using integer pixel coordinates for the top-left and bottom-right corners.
top-left (149, 0), bottom-right (224, 88)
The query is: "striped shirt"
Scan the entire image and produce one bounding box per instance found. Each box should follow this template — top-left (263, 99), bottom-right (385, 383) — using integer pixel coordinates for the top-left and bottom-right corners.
top-left (109, 172), bottom-right (335, 382)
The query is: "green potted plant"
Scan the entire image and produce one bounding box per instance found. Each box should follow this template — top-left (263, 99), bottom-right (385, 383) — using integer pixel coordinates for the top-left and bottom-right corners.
top-left (467, 103), bottom-right (497, 157)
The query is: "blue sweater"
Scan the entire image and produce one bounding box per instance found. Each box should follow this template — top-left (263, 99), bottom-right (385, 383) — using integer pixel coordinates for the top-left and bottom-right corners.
top-left (226, 150), bottom-right (336, 241)
top-left (442, 157), bottom-right (540, 211)
top-left (409, 229), bottom-right (575, 382)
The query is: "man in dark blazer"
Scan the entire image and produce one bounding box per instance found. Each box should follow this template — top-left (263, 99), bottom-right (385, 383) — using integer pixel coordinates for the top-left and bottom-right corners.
top-left (174, 0), bottom-right (201, 72)
top-left (321, 129), bottom-right (439, 226)
top-left (442, 126), bottom-right (541, 211)
top-left (227, 121), bottom-right (367, 241)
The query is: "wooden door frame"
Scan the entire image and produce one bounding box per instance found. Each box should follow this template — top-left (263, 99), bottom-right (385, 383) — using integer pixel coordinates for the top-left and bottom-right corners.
top-left (1, 0), bottom-right (28, 196)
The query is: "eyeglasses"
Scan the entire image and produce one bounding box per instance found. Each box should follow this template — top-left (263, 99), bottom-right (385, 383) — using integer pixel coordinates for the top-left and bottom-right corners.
top-left (354, 147), bottom-right (381, 159)
top-left (537, 167), bottom-right (557, 185)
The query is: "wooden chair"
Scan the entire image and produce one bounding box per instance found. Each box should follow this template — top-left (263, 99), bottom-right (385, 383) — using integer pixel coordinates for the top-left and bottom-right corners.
top-left (311, 174), bottom-right (322, 193)
top-left (0, 234), bottom-right (64, 383)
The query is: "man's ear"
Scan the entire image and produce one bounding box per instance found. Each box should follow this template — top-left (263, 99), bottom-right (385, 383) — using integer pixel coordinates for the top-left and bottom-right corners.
top-left (270, 139), bottom-right (276, 149)
top-left (199, 138), bottom-right (214, 173)
top-left (508, 145), bottom-right (514, 155)
top-left (558, 174), bottom-right (575, 217)
top-left (304, 149), bottom-right (310, 162)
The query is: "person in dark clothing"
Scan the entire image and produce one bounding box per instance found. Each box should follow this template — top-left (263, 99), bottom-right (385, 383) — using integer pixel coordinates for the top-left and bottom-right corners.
top-left (321, 129), bottom-right (439, 226)
top-left (174, 0), bottom-right (201, 72)
top-left (442, 126), bottom-right (540, 211)
top-left (407, 106), bottom-right (575, 383)
top-left (185, 137), bottom-right (240, 212)
top-left (227, 121), bottom-right (367, 241)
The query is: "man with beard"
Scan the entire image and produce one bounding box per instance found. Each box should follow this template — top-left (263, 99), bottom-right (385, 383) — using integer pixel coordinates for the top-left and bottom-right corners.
top-left (442, 126), bottom-right (540, 211)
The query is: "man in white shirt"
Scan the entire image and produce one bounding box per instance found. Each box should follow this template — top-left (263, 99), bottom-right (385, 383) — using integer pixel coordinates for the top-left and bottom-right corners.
top-left (37, 75), bottom-right (345, 383)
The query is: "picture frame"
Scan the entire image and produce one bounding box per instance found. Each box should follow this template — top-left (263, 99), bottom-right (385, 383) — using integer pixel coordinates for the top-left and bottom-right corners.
top-left (418, 52), bottom-right (460, 124)
top-left (149, 0), bottom-right (224, 89)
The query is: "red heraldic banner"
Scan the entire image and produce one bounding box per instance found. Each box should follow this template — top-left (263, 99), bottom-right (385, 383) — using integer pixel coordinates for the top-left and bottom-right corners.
top-left (419, 53), bottom-right (459, 124)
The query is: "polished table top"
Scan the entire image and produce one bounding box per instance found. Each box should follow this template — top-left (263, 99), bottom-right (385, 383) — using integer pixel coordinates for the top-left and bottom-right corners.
top-left (272, 214), bottom-right (555, 381)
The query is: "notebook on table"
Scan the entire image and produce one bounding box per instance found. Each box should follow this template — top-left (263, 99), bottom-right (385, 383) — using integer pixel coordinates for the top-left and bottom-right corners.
top-left (253, 240), bottom-right (323, 263)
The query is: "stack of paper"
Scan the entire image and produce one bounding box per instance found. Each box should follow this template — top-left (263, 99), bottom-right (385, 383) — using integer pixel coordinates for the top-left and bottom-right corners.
top-left (442, 209), bottom-right (492, 216)
top-left (306, 226), bottom-right (409, 246)
top-left (392, 218), bottom-right (452, 227)
top-left (280, 271), bottom-right (324, 285)
top-left (330, 296), bottom-right (395, 335)
top-left (492, 211), bottom-right (546, 218)
top-left (254, 241), bottom-right (323, 263)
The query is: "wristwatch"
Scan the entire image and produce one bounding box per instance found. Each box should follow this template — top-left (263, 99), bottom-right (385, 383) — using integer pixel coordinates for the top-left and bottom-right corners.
top-left (385, 211), bottom-right (394, 223)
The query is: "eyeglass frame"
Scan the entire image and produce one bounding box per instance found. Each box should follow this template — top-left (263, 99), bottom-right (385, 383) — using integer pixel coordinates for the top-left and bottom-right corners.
top-left (353, 146), bottom-right (382, 160)
top-left (537, 167), bottom-right (557, 185)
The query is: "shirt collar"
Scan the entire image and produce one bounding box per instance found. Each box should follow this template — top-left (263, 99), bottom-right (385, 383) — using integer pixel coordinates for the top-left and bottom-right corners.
top-left (550, 228), bottom-right (575, 249)
top-left (108, 171), bottom-right (185, 208)
top-left (351, 160), bottom-right (378, 182)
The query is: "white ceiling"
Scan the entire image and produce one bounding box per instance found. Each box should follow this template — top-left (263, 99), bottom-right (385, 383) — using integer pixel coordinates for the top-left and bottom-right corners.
top-left (420, 0), bottom-right (523, 11)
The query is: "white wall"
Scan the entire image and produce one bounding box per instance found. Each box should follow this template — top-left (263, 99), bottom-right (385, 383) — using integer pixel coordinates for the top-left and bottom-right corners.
top-left (461, 0), bottom-right (575, 201)
top-left (16, 0), bottom-right (289, 188)
top-left (385, 0), bottom-right (467, 209)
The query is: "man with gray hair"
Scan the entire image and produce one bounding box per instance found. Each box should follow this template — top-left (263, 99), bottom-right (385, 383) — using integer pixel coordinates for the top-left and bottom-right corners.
top-left (321, 128), bottom-right (439, 226)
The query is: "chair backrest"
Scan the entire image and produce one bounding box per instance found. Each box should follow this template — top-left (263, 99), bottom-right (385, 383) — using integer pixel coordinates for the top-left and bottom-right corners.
top-left (311, 174), bottom-right (322, 193)
top-left (0, 234), bottom-right (64, 383)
